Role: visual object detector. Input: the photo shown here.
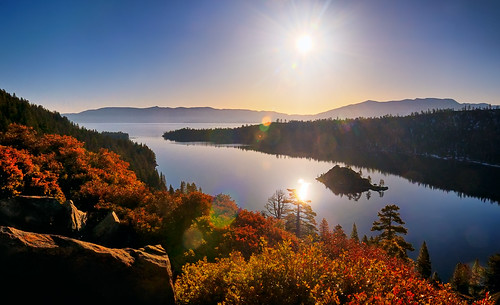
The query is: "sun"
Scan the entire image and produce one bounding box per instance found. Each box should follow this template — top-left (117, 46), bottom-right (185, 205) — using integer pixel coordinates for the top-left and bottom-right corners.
top-left (295, 34), bottom-right (314, 54)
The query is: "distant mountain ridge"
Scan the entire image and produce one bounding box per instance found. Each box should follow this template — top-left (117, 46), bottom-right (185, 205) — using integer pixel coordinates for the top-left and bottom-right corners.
top-left (64, 98), bottom-right (495, 123)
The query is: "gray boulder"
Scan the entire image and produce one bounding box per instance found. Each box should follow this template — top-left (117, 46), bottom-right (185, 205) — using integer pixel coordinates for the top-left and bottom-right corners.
top-left (0, 226), bottom-right (175, 304)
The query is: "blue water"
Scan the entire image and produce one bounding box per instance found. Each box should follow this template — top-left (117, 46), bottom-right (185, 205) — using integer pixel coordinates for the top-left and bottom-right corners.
top-left (82, 122), bottom-right (500, 281)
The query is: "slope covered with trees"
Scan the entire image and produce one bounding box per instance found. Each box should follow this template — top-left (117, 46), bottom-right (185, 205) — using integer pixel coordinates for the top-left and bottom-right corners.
top-left (0, 89), bottom-right (162, 189)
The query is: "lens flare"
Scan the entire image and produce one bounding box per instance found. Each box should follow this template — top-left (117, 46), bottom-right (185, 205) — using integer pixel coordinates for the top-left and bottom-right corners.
top-left (183, 227), bottom-right (204, 250)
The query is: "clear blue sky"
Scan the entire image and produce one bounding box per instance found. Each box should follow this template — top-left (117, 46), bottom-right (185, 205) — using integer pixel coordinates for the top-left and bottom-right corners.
top-left (1, 0), bottom-right (499, 114)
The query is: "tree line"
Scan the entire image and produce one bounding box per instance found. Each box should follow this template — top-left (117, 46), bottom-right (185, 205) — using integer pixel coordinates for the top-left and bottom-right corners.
top-left (163, 108), bottom-right (500, 165)
top-left (0, 89), bottom-right (163, 189)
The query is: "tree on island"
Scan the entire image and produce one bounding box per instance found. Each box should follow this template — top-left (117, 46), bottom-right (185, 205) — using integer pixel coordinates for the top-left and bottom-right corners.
top-left (371, 204), bottom-right (414, 259)
top-left (416, 241), bottom-right (432, 279)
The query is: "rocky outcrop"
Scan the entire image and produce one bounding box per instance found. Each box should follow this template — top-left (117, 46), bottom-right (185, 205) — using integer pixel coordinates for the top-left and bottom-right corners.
top-left (0, 226), bottom-right (175, 304)
top-left (0, 196), bottom-right (87, 235)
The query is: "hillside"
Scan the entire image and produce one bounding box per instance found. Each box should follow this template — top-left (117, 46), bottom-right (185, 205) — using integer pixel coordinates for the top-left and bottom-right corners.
top-left (64, 98), bottom-right (495, 123)
top-left (315, 98), bottom-right (494, 119)
top-left (64, 106), bottom-right (301, 123)
top-left (0, 89), bottom-right (163, 189)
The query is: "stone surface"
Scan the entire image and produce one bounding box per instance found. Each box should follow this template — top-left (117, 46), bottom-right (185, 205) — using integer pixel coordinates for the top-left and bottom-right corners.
top-left (92, 210), bottom-right (120, 242)
top-left (0, 226), bottom-right (175, 305)
top-left (0, 196), bottom-right (87, 235)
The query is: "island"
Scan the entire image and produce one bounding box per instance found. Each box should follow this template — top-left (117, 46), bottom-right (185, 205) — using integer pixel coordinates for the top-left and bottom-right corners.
top-left (316, 165), bottom-right (388, 197)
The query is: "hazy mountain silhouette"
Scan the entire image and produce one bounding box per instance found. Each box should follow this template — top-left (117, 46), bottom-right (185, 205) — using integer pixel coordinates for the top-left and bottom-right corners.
top-left (64, 98), bottom-right (494, 123)
top-left (315, 98), bottom-right (493, 119)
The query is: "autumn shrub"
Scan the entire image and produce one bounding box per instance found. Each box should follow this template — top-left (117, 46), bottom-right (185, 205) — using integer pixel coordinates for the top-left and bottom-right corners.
top-left (175, 240), bottom-right (493, 305)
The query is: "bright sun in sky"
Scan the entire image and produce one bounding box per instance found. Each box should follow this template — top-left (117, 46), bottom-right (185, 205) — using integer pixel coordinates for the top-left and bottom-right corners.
top-left (295, 34), bottom-right (313, 54)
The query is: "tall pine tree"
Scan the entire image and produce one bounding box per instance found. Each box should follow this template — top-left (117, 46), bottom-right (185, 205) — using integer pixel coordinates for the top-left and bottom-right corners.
top-left (371, 204), bottom-right (414, 259)
top-left (319, 218), bottom-right (331, 243)
top-left (284, 188), bottom-right (317, 239)
top-left (350, 223), bottom-right (359, 242)
top-left (416, 241), bottom-right (432, 278)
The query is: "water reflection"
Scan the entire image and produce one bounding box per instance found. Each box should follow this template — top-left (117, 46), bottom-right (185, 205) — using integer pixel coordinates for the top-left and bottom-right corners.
top-left (238, 146), bottom-right (500, 204)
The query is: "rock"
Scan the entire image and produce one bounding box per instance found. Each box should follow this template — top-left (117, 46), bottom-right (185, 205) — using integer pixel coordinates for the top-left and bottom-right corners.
top-left (0, 196), bottom-right (87, 235)
top-left (63, 199), bottom-right (87, 231)
top-left (92, 210), bottom-right (120, 242)
top-left (0, 226), bottom-right (175, 305)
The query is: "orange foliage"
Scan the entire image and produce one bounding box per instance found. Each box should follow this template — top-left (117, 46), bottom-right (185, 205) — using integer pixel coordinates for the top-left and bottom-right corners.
top-left (223, 209), bottom-right (298, 258)
top-left (175, 240), bottom-right (493, 305)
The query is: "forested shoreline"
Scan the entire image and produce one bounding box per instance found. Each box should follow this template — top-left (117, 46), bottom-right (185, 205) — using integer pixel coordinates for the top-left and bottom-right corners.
top-left (163, 108), bottom-right (500, 166)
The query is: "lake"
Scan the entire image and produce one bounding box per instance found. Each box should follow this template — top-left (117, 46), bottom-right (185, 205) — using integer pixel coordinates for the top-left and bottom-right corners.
top-left (82, 122), bottom-right (500, 280)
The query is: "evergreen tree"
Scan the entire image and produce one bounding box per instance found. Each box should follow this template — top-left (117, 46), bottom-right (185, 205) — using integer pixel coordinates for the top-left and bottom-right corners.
top-left (416, 241), bottom-right (432, 278)
top-left (485, 253), bottom-right (500, 293)
top-left (371, 204), bottom-right (414, 259)
top-left (284, 188), bottom-right (317, 239)
top-left (451, 262), bottom-right (471, 295)
top-left (333, 224), bottom-right (346, 239)
top-left (319, 218), bottom-right (331, 243)
top-left (361, 235), bottom-right (369, 244)
top-left (469, 258), bottom-right (485, 297)
top-left (350, 223), bottom-right (359, 242)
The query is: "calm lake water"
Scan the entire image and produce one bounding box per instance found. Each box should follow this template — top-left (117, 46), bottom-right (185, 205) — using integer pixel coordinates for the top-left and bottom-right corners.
top-left (82, 122), bottom-right (500, 280)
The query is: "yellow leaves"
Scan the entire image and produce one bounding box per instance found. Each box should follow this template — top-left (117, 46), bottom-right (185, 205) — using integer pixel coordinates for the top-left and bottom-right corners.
top-left (175, 240), bottom-right (493, 305)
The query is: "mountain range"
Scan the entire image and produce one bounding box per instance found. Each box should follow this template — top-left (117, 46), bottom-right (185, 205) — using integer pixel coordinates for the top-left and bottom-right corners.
top-left (64, 98), bottom-right (495, 124)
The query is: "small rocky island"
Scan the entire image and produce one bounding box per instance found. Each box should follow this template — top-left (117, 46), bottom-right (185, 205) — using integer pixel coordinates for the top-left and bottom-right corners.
top-left (317, 165), bottom-right (388, 197)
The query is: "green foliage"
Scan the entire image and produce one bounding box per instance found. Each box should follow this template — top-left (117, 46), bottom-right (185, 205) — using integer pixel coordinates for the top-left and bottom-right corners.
top-left (371, 204), bottom-right (414, 259)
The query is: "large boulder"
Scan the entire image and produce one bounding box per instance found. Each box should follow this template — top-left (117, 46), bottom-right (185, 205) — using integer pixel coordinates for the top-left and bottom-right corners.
top-left (0, 226), bottom-right (175, 304)
top-left (0, 196), bottom-right (87, 235)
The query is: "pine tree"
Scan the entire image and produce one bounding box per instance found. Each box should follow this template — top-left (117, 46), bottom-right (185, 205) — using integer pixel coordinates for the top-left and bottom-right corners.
top-left (350, 223), bottom-right (359, 242)
top-left (416, 241), bottom-right (432, 278)
top-left (319, 218), bottom-right (331, 243)
top-left (362, 235), bottom-right (369, 244)
top-left (485, 253), bottom-right (500, 294)
top-left (451, 262), bottom-right (471, 295)
top-left (284, 188), bottom-right (317, 239)
top-left (371, 204), bottom-right (414, 259)
top-left (469, 258), bottom-right (485, 298)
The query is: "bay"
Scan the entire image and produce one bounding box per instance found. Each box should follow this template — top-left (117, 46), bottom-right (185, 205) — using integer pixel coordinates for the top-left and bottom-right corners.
top-left (82, 122), bottom-right (500, 280)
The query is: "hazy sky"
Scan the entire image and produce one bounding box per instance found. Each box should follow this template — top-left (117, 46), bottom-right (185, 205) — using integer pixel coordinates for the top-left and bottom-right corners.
top-left (1, 0), bottom-right (499, 114)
